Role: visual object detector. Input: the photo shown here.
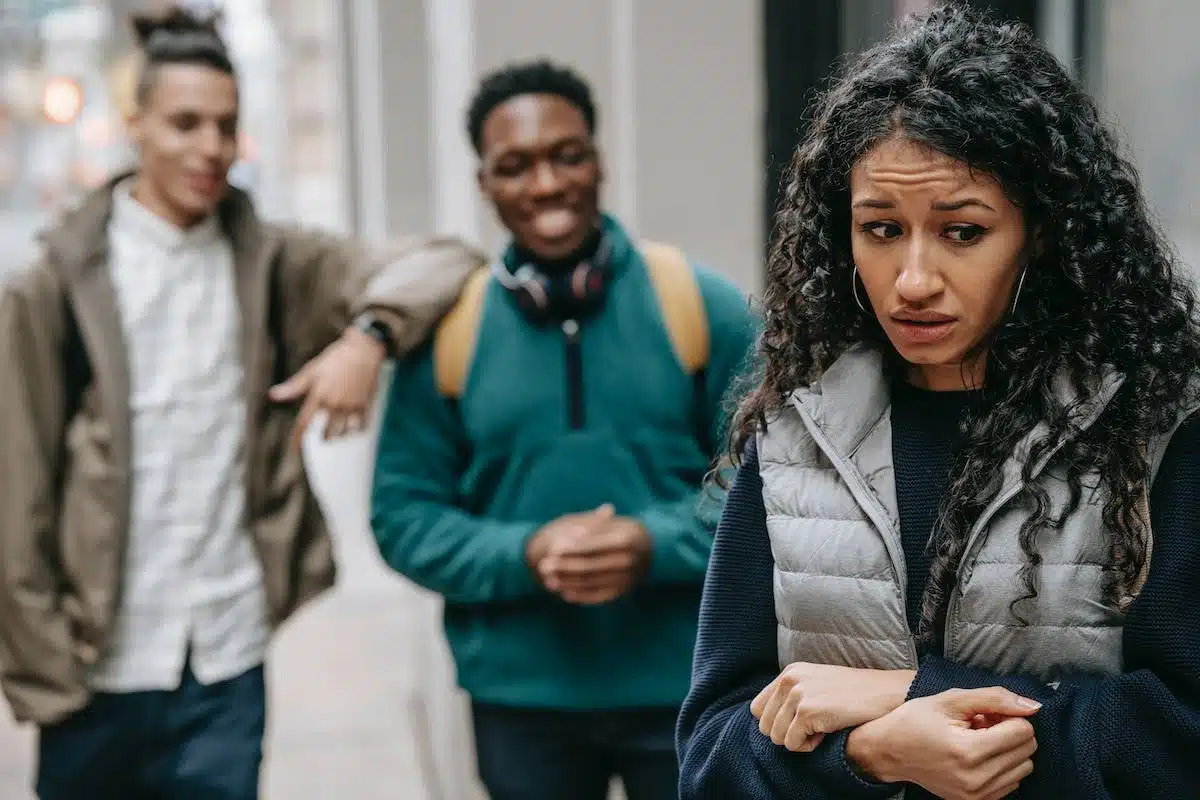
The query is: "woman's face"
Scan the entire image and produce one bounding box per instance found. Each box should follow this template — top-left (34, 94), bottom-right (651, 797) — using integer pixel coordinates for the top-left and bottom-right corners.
top-left (849, 136), bottom-right (1029, 391)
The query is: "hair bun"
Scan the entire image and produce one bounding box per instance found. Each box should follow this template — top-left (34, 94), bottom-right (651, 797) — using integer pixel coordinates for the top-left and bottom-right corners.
top-left (130, 6), bottom-right (225, 50)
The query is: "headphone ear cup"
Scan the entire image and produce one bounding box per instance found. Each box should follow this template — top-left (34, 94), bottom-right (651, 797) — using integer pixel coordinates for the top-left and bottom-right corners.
top-left (515, 272), bottom-right (552, 322)
top-left (496, 253), bottom-right (611, 324)
top-left (563, 261), bottom-right (611, 318)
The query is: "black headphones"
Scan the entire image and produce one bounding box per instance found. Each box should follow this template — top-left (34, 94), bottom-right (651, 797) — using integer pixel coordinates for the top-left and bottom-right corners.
top-left (491, 235), bottom-right (613, 325)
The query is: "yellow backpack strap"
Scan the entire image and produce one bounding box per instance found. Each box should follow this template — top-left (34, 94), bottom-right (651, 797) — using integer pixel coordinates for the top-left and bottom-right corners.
top-left (433, 268), bottom-right (492, 398)
top-left (641, 241), bottom-right (710, 374)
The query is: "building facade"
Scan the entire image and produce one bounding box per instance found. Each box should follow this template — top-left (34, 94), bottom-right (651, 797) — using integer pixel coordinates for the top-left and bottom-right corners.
top-left (3, 1), bottom-right (1195, 283)
top-left (310, 0), bottom-right (1198, 290)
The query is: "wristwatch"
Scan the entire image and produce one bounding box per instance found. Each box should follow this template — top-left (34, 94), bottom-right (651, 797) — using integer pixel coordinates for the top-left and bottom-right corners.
top-left (352, 311), bottom-right (394, 357)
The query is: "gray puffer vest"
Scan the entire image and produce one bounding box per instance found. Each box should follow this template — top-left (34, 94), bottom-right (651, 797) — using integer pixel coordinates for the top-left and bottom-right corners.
top-left (759, 346), bottom-right (1192, 680)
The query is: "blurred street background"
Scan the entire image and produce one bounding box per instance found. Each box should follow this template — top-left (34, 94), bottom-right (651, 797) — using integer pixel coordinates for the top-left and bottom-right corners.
top-left (0, 0), bottom-right (1196, 797)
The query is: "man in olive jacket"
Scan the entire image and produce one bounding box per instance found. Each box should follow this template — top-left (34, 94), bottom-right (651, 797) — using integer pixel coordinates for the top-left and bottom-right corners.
top-left (0, 6), bottom-right (483, 799)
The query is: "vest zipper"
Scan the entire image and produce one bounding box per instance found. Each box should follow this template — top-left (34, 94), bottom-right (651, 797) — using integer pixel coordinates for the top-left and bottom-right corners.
top-left (943, 474), bottom-right (1038, 655)
top-left (563, 319), bottom-right (585, 429)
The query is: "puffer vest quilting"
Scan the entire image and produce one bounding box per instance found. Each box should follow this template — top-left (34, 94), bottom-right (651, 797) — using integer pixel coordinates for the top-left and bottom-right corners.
top-left (759, 346), bottom-right (1189, 681)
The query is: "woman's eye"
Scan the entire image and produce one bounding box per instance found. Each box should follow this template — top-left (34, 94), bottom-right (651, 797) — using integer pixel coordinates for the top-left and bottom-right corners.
top-left (860, 222), bottom-right (902, 240)
top-left (945, 224), bottom-right (988, 243)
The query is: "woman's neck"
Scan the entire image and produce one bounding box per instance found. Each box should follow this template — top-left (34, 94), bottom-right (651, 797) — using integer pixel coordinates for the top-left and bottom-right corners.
top-left (907, 354), bottom-right (987, 392)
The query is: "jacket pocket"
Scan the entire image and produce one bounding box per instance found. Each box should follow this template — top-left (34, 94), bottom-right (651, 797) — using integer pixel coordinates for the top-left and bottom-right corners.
top-left (58, 414), bottom-right (121, 657)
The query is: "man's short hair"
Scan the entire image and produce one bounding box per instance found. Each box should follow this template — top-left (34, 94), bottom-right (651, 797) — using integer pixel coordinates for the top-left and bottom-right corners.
top-left (465, 59), bottom-right (597, 155)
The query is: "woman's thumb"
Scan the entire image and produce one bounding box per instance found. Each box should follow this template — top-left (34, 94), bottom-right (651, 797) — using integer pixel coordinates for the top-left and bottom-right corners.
top-left (941, 687), bottom-right (1041, 718)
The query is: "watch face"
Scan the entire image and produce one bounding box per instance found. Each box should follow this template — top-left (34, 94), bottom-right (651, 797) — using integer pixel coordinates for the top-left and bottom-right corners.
top-left (356, 314), bottom-right (390, 349)
top-left (356, 314), bottom-right (382, 334)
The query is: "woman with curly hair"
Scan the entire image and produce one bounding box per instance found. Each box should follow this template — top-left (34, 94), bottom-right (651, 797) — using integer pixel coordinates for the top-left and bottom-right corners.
top-left (676, 5), bottom-right (1200, 800)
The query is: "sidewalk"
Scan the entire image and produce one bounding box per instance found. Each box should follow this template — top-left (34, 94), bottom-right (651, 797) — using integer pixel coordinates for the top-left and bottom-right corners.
top-left (0, 583), bottom-right (475, 799)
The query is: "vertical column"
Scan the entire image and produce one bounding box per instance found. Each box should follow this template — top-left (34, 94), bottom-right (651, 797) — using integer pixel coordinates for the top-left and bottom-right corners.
top-left (610, 0), bottom-right (637, 229)
top-left (414, 9), bottom-right (483, 793)
top-left (763, 0), bottom-right (838, 261)
top-left (1038, 0), bottom-right (1079, 77)
top-left (327, 0), bottom-right (358, 233)
top-left (347, 0), bottom-right (388, 241)
top-left (426, 0), bottom-right (479, 243)
top-left (894, 0), bottom-right (937, 16)
top-left (339, 0), bottom-right (438, 239)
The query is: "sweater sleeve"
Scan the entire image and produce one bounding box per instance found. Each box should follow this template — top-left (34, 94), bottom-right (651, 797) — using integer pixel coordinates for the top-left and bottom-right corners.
top-left (370, 343), bottom-right (543, 605)
top-left (906, 416), bottom-right (1200, 798)
top-left (676, 440), bottom-right (897, 799)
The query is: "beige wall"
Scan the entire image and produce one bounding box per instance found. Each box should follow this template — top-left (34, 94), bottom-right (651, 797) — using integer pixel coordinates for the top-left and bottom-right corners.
top-left (343, 0), bottom-right (764, 292)
top-left (631, 2), bottom-right (762, 290)
top-left (1091, 0), bottom-right (1200, 274)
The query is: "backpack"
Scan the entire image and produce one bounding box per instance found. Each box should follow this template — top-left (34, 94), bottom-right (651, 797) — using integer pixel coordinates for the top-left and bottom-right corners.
top-left (433, 241), bottom-right (710, 398)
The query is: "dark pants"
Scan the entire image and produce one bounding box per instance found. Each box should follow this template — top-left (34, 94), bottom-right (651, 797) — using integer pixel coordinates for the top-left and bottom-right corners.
top-left (36, 663), bottom-right (266, 800)
top-left (471, 703), bottom-right (680, 800)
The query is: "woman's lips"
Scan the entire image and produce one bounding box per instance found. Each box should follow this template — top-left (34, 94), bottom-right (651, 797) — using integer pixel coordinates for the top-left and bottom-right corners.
top-left (891, 318), bottom-right (957, 344)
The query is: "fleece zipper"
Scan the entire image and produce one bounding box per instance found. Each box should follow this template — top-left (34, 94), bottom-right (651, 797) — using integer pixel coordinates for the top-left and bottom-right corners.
top-left (562, 318), bottom-right (585, 429)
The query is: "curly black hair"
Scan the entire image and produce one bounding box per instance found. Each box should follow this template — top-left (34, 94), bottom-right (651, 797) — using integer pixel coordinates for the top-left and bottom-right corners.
top-left (732, 3), bottom-right (1200, 644)
top-left (465, 59), bottom-right (596, 155)
top-left (131, 5), bottom-right (233, 106)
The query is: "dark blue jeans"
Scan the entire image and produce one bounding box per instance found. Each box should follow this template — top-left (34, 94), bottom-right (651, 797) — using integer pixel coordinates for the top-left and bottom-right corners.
top-left (471, 703), bottom-right (680, 800)
top-left (35, 663), bottom-right (266, 800)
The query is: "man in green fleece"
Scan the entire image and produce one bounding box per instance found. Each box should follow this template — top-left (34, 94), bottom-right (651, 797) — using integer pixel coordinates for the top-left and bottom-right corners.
top-left (370, 59), bottom-right (756, 800)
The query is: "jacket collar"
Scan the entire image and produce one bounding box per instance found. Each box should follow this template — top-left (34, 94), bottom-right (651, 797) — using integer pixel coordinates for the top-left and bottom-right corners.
top-left (109, 178), bottom-right (222, 251)
top-left (791, 343), bottom-right (1126, 464)
top-left (40, 171), bottom-right (267, 278)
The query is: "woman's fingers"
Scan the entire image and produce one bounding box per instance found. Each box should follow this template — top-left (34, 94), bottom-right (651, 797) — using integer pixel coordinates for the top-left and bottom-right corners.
top-left (785, 721), bottom-right (824, 752)
top-left (756, 683), bottom-right (789, 737)
top-left (978, 756), bottom-right (1035, 800)
top-left (769, 685), bottom-right (802, 745)
top-left (750, 678), bottom-right (778, 719)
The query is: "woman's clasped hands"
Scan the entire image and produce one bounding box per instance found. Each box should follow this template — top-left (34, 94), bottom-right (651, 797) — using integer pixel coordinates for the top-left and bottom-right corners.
top-left (751, 662), bottom-right (1043, 800)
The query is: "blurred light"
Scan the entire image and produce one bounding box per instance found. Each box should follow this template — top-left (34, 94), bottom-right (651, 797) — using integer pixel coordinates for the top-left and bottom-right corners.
top-left (42, 76), bottom-right (83, 124)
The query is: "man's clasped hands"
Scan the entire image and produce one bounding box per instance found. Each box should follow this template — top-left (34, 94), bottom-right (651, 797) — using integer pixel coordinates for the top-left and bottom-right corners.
top-left (525, 504), bottom-right (653, 605)
top-left (750, 662), bottom-right (1044, 800)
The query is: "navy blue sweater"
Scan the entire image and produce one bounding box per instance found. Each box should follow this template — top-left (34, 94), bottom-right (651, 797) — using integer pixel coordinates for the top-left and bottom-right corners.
top-left (677, 386), bottom-right (1200, 798)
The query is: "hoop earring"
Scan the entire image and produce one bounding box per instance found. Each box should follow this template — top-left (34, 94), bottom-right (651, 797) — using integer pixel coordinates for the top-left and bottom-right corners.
top-left (1010, 267), bottom-right (1028, 315)
top-left (851, 266), bottom-right (868, 313)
